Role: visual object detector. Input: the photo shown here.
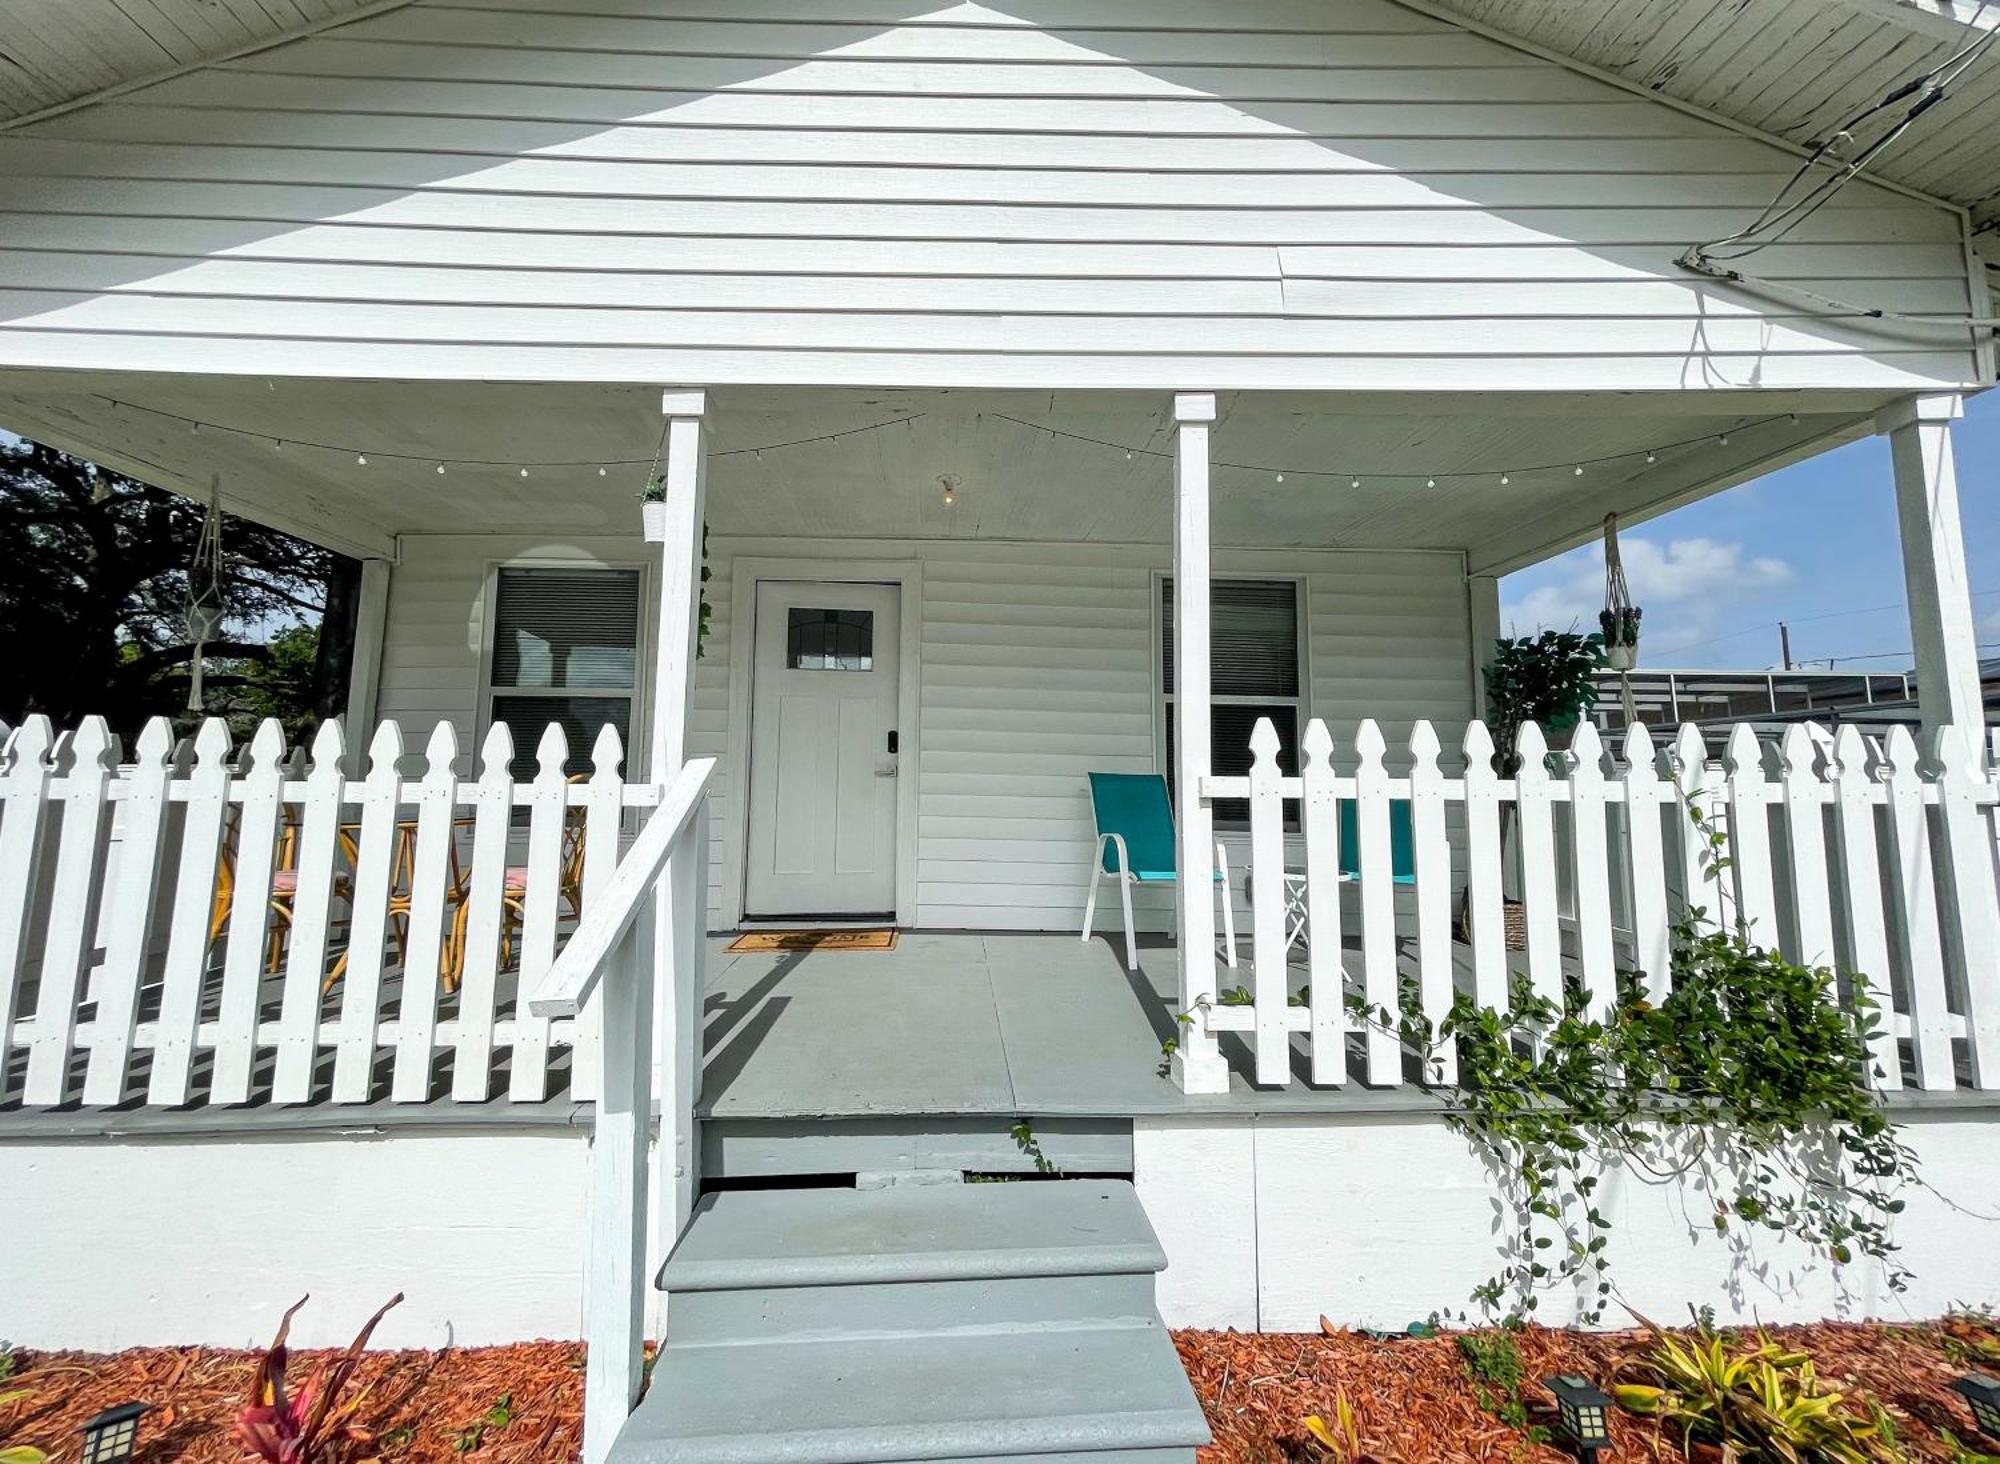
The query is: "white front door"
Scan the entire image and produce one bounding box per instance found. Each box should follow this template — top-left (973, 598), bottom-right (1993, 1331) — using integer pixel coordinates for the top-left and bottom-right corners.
top-left (744, 580), bottom-right (901, 918)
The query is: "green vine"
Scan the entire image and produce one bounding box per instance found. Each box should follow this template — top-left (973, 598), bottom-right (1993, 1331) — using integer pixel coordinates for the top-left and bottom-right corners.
top-left (1010, 1119), bottom-right (1062, 1176)
top-left (1355, 797), bottom-right (1915, 1325)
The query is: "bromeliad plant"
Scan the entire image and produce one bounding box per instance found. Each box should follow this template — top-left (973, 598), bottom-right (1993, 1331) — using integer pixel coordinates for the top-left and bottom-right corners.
top-left (236, 1292), bottom-right (404, 1464)
top-left (1613, 1314), bottom-right (1904, 1462)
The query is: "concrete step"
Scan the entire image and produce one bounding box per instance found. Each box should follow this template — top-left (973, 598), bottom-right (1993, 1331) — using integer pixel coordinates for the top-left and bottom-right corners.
top-left (615, 1323), bottom-right (1207, 1464)
top-left (610, 1180), bottom-right (1208, 1464)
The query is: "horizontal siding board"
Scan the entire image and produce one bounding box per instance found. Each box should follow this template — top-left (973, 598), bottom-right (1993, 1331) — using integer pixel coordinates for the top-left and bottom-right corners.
top-left (0, 293), bottom-right (1964, 358)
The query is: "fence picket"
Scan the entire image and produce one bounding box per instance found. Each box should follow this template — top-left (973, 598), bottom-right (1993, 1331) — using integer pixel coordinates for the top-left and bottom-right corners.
top-left (1408, 721), bottom-right (1453, 1084)
top-left (1933, 725), bottom-right (2000, 1087)
top-left (81, 719), bottom-right (174, 1105)
top-left (0, 717), bottom-right (55, 1072)
top-left (570, 725), bottom-right (627, 1103)
top-left (333, 722), bottom-right (405, 1102)
top-left (1831, 727), bottom-right (1900, 1089)
top-left (1514, 723), bottom-right (1560, 1015)
top-left (24, 720), bottom-right (117, 1104)
top-left (273, 721), bottom-right (346, 1103)
top-left (1778, 725), bottom-right (1836, 969)
top-left (1300, 720), bottom-right (1345, 1085)
top-left (1354, 720), bottom-right (1399, 1085)
top-left (1724, 724), bottom-right (1780, 948)
top-left (392, 723), bottom-right (460, 1102)
top-left (1670, 724), bottom-right (1716, 924)
top-left (1621, 724), bottom-right (1672, 1001)
top-left (1882, 725), bottom-right (1954, 1089)
top-left (509, 724), bottom-right (568, 1102)
top-left (149, 721), bottom-right (231, 1105)
top-left (1246, 718), bottom-right (1290, 1087)
top-left (1568, 723), bottom-right (1616, 1020)
top-left (453, 723), bottom-right (515, 1101)
top-left (1462, 722), bottom-right (1507, 1011)
top-left (211, 721), bottom-right (286, 1105)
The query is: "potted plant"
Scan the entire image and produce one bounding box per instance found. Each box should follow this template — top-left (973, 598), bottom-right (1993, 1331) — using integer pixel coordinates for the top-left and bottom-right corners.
top-left (1600, 604), bottom-right (1642, 670)
top-left (639, 477), bottom-right (668, 542)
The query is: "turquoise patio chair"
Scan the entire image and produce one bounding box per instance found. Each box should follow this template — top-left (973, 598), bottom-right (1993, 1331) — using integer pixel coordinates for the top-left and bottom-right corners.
top-left (1338, 800), bottom-right (1418, 885)
top-left (1082, 772), bottom-right (1238, 972)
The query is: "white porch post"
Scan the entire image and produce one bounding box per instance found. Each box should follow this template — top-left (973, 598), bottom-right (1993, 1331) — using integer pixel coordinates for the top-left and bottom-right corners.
top-left (1467, 573), bottom-right (1501, 718)
top-left (646, 389), bottom-right (708, 1328)
top-left (1172, 392), bottom-right (1228, 1094)
top-left (342, 556), bottom-right (392, 772)
top-left (1879, 393), bottom-right (1984, 745)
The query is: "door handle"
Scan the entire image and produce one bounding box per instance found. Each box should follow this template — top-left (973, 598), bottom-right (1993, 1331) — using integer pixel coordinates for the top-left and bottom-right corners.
top-left (875, 763), bottom-right (898, 778)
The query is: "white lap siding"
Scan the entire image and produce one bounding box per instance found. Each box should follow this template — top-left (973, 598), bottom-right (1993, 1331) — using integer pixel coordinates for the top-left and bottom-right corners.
top-left (0, 0), bottom-right (1979, 389)
top-left (376, 532), bottom-right (1470, 932)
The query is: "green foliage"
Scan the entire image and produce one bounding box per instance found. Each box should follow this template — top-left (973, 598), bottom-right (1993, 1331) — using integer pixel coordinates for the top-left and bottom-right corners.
top-left (455, 1393), bottom-right (515, 1452)
top-left (1010, 1119), bottom-right (1061, 1176)
top-left (1482, 629), bottom-right (1605, 773)
top-left (1355, 795), bottom-right (1913, 1327)
top-left (0, 438), bottom-right (338, 735)
top-left (230, 623), bottom-right (321, 741)
top-left (1613, 1318), bottom-right (1904, 1462)
top-left (1455, 1329), bottom-right (1547, 1440)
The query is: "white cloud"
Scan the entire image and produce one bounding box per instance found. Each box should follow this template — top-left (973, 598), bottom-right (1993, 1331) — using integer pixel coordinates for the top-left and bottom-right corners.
top-left (1502, 535), bottom-right (1793, 658)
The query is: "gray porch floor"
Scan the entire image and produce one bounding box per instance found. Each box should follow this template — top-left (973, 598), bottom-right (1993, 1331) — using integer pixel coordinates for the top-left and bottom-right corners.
top-left (699, 930), bottom-right (1445, 1119)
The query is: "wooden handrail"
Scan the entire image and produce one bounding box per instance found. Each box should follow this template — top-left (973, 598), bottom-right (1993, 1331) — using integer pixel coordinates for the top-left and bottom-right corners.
top-left (527, 756), bottom-right (715, 1020)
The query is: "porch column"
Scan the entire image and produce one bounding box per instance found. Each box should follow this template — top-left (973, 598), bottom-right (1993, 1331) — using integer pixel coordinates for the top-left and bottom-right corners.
top-left (1467, 573), bottom-right (1501, 719)
top-left (343, 556), bottom-right (393, 773)
top-left (1879, 392), bottom-right (1984, 747)
top-left (648, 389), bottom-right (708, 1306)
top-left (1173, 392), bottom-right (1228, 1094)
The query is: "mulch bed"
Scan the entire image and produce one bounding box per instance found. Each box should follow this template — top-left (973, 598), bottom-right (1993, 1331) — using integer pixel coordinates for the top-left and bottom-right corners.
top-left (2, 1321), bottom-right (1993, 1463)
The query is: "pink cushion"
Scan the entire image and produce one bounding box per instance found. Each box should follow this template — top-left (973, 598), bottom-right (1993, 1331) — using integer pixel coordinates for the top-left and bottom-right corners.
top-left (504, 866), bottom-right (530, 892)
top-left (269, 870), bottom-right (299, 893)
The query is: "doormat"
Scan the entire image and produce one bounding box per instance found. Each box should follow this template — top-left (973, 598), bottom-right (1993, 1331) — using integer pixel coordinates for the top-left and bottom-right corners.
top-left (726, 928), bottom-right (899, 953)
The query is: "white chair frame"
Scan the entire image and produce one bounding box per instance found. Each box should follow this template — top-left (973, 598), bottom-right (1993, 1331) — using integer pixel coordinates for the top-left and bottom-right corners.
top-left (1081, 829), bottom-right (1239, 973)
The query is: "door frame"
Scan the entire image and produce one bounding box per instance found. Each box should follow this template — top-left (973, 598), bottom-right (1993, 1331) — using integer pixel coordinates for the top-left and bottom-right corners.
top-left (721, 556), bottom-right (922, 929)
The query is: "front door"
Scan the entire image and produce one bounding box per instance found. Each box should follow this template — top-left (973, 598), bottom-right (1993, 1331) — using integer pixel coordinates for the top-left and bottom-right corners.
top-left (744, 580), bottom-right (901, 918)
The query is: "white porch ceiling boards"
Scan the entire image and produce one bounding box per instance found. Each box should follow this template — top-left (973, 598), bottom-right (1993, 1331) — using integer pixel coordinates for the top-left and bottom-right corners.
top-left (0, 0), bottom-right (393, 124)
top-left (0, 376), bottom-right (1893, 567)
top-left (1424, 0), bottom-right (2000, 295)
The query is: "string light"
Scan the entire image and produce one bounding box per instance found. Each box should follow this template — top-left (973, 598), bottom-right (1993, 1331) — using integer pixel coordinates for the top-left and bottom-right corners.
top-left (87, 395), bottom-right (925, 477)
top-left (987, 413), bottom-right (1786, 490)
top-left (1500, 474), bottom-right (1510, 485)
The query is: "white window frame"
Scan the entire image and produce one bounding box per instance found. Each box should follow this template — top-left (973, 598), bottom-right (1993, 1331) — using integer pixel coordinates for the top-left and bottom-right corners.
top-left (1151, 570), bottom-right (1311, 829)
top-left (476, 555), bottom-right (656, 775)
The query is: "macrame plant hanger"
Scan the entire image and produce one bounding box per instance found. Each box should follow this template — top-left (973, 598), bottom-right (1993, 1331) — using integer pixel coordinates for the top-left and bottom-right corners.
top-left (183, 473), bottom-right (228, 716)
top-left (1601, 511), bottom-right (1641, 727)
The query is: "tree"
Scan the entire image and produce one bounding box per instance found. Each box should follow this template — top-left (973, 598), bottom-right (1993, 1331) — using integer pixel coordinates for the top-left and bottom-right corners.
top-left (0, 438), bottom-right (346, 737)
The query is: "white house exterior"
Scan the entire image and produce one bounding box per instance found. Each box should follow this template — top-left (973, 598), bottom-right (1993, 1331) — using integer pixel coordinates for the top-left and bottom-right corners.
top-left (2, 2), bottom-right (1999, 1461)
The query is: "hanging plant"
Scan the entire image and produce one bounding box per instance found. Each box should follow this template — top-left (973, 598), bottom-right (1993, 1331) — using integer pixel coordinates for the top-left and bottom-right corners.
top-left (181, 474), bottom-right (228, 717)
top-left (1600, 513), bottom-right (1642, 670)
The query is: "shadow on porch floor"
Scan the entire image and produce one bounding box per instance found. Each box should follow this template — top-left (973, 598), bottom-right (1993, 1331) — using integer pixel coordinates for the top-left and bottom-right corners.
top-left (698, 929), bottom-right (1449, 1119)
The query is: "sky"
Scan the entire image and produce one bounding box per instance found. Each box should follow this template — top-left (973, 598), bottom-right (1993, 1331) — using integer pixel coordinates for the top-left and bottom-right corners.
top-left (1501, 392), bottom-right (2000, 673)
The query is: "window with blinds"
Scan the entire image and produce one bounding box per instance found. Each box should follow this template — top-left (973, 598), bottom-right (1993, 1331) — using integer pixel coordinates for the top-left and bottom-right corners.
top-left (485, 566), bottom-right (643, 777)
top-left (1161, 577), bottom-right (1303, 827)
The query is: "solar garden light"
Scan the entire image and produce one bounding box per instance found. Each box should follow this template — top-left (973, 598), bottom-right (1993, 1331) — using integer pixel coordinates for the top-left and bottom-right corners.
top-left (1955, 1374), bottom-right (2000, 1443)
top-left (1544, 1375), bottom-right (1613, 1461)
top-left (79, 1401), bottom-right (151, 1464)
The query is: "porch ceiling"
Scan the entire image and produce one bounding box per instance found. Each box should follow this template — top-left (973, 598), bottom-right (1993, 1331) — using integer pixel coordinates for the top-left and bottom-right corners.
top-left (0, 372), bottom-right (1897, 569)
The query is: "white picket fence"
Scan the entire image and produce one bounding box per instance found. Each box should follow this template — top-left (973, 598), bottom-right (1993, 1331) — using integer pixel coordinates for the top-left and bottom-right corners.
top-left (0, 713), bottom-right (688, 1109)
top-left (1203, 716), bottom-right (2000, 1093)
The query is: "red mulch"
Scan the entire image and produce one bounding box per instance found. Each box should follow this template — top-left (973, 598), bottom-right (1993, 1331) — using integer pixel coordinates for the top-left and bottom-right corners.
top-left (1, 1321), bottom-right (1992, 1464)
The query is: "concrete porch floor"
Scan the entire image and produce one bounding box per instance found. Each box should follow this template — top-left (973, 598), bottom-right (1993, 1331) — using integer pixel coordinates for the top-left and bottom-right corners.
top-left (698, 929), bottom-right (1447, 1119)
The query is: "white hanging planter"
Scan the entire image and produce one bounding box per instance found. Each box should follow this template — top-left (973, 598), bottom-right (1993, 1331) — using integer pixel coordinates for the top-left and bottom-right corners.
top-left (640, 499), bottom-right (670, 542)
top-left (1605, 642), bottom-right (1638, 672)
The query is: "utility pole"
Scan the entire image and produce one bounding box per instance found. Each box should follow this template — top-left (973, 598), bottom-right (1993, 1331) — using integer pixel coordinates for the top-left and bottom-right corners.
top-left (1779, 621), bottom-right (1793, 670)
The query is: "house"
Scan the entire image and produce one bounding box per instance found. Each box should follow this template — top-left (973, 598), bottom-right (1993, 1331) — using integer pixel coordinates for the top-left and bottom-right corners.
top-left (2, 1), bottom-right (1998, 1461)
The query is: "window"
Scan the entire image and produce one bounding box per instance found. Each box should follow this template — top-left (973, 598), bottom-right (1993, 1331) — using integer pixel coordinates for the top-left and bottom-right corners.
top-left (1161, 577), bottom-right (1303, 826)
top-left (787, 607), bottom-right (874, 671)
top-left (485, 565), bottom-right (643, 777)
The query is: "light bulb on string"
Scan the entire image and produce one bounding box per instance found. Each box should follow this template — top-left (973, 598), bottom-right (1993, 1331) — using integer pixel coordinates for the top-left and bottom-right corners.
top-left (436, 463), bottom-right (447, 475)
top-left (1645, 452), bottom-right (1657, 464)
top-left (1274, 473), bottom-right (1285, 483)
top-left (1124, 451), bottom-right (1134, 460)
top-left (520, 468), bottom-right (530, 478)
top-left (1719, 433), bottom-right (1730, 445)
top-left (1350, 477), bottom-right (1360, 489)
top-left (598, 467), bottom-right (607, 476)
top-left (356, 454), bottom-right (367, 466)
top-left (1426, 477), bottom-right (1437, 488)
top-left (1573, 465), bottom-right (1584, 476)
top-left (1500, 474), bottom-right (1510, 485)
